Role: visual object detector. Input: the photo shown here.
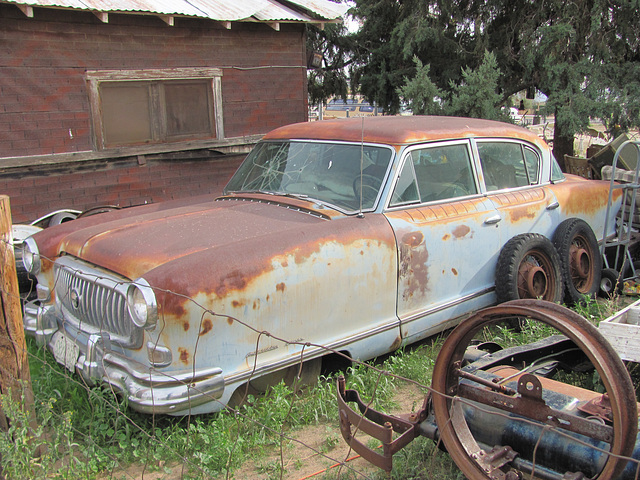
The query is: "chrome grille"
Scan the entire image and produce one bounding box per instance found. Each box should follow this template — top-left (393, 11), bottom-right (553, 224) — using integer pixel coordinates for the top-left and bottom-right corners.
top-left (54, 256), bottom-right (142, 348)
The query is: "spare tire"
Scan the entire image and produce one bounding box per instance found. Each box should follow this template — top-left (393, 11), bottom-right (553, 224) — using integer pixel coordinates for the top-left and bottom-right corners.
top-left (496, 233), bottom-right (563, 304)
top-left (552, 218), bottom-right (602, 304)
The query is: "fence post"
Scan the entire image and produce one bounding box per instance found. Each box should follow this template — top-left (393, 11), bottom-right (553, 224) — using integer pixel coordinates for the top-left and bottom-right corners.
top-left (0, 195), bottom-right (36, 434)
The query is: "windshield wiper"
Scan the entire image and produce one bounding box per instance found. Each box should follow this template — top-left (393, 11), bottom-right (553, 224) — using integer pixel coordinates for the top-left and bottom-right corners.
top-left (237, 189), bottom-right (309, 200)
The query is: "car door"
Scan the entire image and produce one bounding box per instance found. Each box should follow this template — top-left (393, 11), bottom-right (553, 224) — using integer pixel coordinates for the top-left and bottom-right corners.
top-left (384, 140), bottom-right (502, 346)
top-left (474, 139), bottom-right (560, 243)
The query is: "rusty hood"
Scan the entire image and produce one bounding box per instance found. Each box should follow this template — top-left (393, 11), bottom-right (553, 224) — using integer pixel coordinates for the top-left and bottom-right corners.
top-left (33, 194), bottom-right (396, 300)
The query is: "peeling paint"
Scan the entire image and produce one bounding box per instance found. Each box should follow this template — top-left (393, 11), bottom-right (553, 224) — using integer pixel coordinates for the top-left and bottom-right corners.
top-left (179, 347), bottom-right (189, 365)
top-left (199, 318), bottom-right (213, 336)
top-left (452, 225), bottom-right (470, 238)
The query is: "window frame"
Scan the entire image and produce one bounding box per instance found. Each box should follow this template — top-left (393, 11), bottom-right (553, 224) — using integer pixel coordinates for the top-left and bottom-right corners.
top-left (473, 138), bottom-right (542, 192)
top-left (386, 139), bottom-right (480, 210)
top-left (86, 68), bottom-right (224, 150)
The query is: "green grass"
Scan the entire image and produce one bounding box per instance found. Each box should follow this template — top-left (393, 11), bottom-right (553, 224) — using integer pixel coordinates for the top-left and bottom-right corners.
top-left (1, 296), bottom-right (631, 479)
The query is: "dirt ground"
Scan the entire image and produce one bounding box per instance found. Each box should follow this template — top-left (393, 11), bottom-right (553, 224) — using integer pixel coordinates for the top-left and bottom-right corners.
top-left (108, 382), bottom-right (425, 480)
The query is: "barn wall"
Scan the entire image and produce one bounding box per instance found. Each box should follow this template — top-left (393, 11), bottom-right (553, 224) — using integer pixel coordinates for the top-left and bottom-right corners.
top-left (1, 153), bottom-right (245, 224)
top-left (0, 4), bottom-right (307, 223)
top-left (0, 5), bottom-right (307, 158)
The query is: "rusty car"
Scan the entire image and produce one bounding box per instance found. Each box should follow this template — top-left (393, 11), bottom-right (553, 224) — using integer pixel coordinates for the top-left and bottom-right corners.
top-left (21, 116), bottom-right (620, 415)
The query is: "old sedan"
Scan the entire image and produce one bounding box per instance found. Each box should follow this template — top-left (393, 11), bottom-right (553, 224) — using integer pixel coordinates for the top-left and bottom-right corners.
top-left (22, 116), bottom-right (619, 415)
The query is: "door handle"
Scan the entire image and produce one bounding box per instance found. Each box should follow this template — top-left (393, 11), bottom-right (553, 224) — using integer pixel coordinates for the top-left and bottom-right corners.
top-left (484, 214), bottom-right (502, 225)
top-left (546, 201), bottom-right (560, 210)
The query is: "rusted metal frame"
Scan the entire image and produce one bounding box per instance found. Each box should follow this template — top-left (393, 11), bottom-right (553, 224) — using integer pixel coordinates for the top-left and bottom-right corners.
top-left (337, 376), bottom-right (425, 472)
top-left (449, 400), bottom-right (518, 480)
top-left (600, 141), bottom-right (640, 271)
top-left (456, 379), bottom-right (614, 443)
top-left (431, 301), bottom-right (637, 480)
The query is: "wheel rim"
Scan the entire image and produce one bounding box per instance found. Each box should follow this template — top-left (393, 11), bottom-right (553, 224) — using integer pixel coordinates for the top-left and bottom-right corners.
top-left (431, 301), bottom-right (637, 480)
top-left (569, 234), bottom-right (595, 293)
top-left (601, 276), bottom-right (614, 294)
top-left (516, 250), bottom-right (557, 299)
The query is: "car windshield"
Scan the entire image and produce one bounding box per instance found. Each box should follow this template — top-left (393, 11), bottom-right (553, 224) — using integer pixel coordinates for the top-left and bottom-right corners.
top-left (224, 141), bottom-right (394, 212)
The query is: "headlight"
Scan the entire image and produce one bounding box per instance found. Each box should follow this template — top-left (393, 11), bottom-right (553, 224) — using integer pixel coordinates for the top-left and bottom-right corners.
top-left (22, 237), bottom-right (41, 276)
top-left (127, 279), bottom-right (157, 329)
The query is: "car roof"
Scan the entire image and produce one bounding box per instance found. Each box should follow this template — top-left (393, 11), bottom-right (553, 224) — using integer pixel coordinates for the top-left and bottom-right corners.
top-left (263, 115), bottom-right (546, 148)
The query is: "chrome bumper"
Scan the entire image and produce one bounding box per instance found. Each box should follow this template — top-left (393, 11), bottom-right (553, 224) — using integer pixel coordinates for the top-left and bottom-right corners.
top-left (23, 301), bottom-right (225, 415)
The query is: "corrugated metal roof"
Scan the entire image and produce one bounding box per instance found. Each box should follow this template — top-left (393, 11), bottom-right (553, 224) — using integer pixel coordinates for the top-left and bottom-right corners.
top-left (2, 0), bottom-right (348, 23)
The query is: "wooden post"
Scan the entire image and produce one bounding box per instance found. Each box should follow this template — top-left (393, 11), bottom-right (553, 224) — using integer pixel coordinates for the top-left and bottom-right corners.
top-left (0, 195), bottom-right (35, 433)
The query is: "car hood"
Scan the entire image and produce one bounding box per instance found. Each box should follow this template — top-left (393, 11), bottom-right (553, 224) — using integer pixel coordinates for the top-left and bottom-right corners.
top-left (34, 194), bottom-right (395, 298)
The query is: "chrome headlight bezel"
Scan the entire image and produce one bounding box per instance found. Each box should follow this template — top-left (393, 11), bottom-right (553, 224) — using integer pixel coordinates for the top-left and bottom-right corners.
top-left (22, 236), bottom-right (41, 276)
top-left (126, 278), bottom-right (158, 329)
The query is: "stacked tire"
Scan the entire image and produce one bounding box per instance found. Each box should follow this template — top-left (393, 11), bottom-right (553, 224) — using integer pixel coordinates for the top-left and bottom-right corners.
top-left (496, 218), bottom-right (602, 307)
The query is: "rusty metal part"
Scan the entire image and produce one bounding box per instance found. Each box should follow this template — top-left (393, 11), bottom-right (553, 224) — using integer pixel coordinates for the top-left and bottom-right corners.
top-left (264, 116), bottom-right (550, 152)
top-left (569, 240), bottom-right (594, 292)
top-left (578, 393), bottom-right (614, 423)
top-left (431, 299), bottom-right (637, 480)
top-left (518, 250), bottom-right (555, 298)
top-left (337, 376), bottom-right (428, 472)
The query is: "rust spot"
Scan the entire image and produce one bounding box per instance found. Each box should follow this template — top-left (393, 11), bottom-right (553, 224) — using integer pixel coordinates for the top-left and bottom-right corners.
top-left (442, 234), bottom-right (451, 241)
top-left (232, 300), bottom-right (244, 308)
top-left (452, 225), bottom-right (470, 238)
top-left (452, 268), bottom-right (458, 276)
top-left (281, 260), bottom-right (288, 268)
top-left (509, 206), bottom-right (537, 222)
top-left (402, 231), bottom-right (424, 247)
top-left (227, 316), bottom-right (234, 326)
top-left (199, 318), bottom-right (213, 336)
top-left (214, 270), bottom-right (248, 298)
top-left (398, 234), bottom-right (430, 300)
top-left (253, 300), bottom-right (260, 310)
top-left (549, 178), bottom-right (618, 217)
top-left (390, 335), bottom-right (402, 351)
top-left (182, 321), bottom-right (189, 332)
top-left (179, 347), bottom-right (189, 365)
top-left (276, 282), bottom-right (286, 293)
top-left (360, 250), bottom-right (364, 255)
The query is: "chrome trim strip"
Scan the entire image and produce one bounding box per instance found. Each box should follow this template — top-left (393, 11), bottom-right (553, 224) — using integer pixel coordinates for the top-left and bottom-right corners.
top-left (104, 353), bottom-right (223, 385)
top-left (399, 287), bottom-right (495, 326)
top-left (223, 319), bottom-right (401, 385)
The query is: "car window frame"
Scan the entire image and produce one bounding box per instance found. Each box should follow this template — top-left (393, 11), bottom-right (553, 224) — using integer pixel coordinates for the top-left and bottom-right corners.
top-left (385, 139), bottom-right (480, 211)
top-left (225, 139), bottom-right (397, 215)
top-left (471, 138), bottom-right (544, 193)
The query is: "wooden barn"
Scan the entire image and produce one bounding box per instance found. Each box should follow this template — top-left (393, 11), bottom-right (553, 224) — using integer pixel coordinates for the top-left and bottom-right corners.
top-left (0, 0), bottom-right (345, 223)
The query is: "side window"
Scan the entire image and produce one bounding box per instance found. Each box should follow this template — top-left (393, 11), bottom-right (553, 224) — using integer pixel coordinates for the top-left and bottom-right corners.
top-left (477, 142), bottom-right (534, 191)
top-left (390, 143), bottom-right (477, 206)
top-left (524, 147), bottom-right (541, 183)
top-left (550, 155), bottom-right (566, 182)
top-left (390, 160), bottom-right (419, 206)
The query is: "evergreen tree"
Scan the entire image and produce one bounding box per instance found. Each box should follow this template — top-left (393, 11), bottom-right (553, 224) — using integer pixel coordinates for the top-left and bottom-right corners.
top-left (396, 56), bottom-right (443, 115)
top-left (314, 0), bottom-right (640, 169)
top-left (445, 51), bottom-right (507, 121)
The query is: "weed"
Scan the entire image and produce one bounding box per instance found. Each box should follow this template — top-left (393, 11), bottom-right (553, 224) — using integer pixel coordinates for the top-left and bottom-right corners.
top-left (15, 295), bottom-right (634, 479)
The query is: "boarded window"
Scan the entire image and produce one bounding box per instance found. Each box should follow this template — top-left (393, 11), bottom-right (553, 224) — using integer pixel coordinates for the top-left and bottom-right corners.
top-left (87, 68), bottom-right (223, 150)
top-left (101, 83), bottom-right (152, 145)
top-left (164, 82), bottom-right (212, 137)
